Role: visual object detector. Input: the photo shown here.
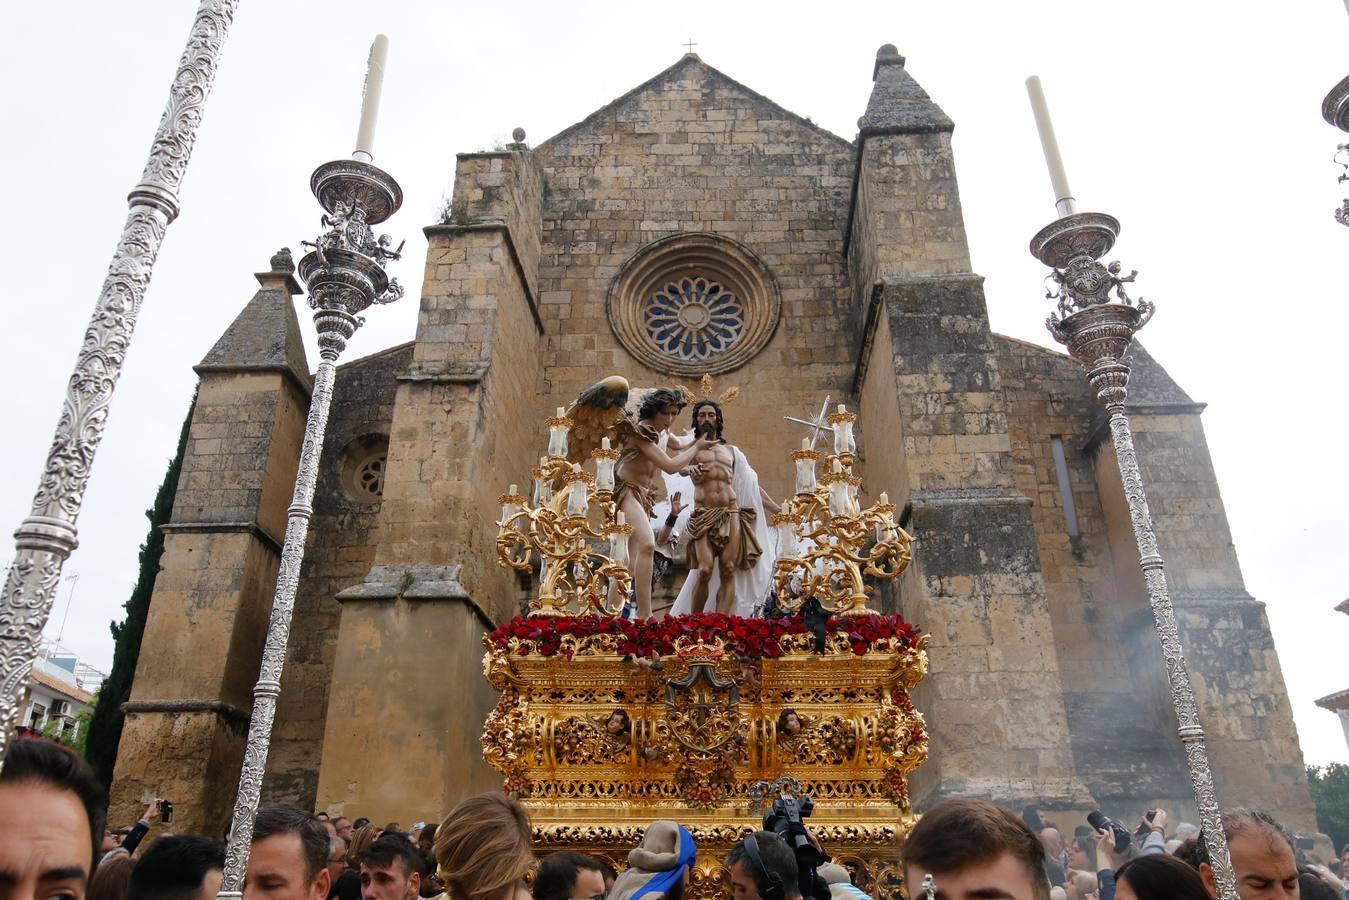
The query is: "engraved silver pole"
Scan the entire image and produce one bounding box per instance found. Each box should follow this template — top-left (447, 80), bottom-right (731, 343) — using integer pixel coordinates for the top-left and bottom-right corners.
top-left (1321, 75), bottom-right (1349, 225)
top-left (0, 0), bottom-right (241, 766)
top-left (1030, 213), bottom-right (1238, 900)
top-left (217, 156), bottom-right (404, 899)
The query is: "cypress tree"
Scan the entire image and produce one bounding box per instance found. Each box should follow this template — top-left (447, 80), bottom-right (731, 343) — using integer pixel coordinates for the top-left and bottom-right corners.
top-left (85, 394), bottom-right (196, 786)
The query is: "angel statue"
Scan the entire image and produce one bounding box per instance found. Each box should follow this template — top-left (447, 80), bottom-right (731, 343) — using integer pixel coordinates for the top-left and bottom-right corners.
top-left (566, 376), bottom-right (712, 618)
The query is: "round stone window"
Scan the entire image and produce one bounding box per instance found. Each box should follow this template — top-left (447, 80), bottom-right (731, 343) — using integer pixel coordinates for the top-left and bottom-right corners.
top-left (608, 234), bottom-right (780, 376)
top-left (338, 434), bottom-right (389, 503)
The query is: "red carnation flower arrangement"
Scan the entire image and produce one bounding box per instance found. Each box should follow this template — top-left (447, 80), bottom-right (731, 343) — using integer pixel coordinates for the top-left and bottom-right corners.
top-left (488, 612), bottom-right (920, 660)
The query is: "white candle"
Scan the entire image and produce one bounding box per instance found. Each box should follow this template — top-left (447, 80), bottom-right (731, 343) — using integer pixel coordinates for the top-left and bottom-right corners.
top-left (617, 510), bottom-right (627, 526)
top-left (353, 35), bottom-right (389, 162)
top-left (879, 492), bottom-right (889, 506)
top-left (837, 404), bottom-right (846, 414)
top-left (601, 437), bottom-right (611, 450)
top-left (556, 407), bottom-right (566, 417)
top-left (1025, 76), bottom-right (1076, 217)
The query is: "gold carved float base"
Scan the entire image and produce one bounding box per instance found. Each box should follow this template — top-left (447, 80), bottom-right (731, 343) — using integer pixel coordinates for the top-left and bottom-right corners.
top-left (481, 621), bottom-right (929, 899)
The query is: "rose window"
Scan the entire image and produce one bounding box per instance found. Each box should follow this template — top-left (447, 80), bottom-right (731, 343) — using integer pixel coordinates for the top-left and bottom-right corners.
top-left (608, 234), bottom-right (780, 377)
top-left (642, 277), bottom-right (746, 362)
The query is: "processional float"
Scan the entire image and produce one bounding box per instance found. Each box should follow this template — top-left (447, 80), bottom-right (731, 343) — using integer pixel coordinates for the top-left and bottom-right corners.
top-left (487, 380), bottom-right (927, 899)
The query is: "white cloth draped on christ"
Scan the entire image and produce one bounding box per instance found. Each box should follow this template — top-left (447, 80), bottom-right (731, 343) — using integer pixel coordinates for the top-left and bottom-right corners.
top-left (664, 445), bottom-right (778, 617)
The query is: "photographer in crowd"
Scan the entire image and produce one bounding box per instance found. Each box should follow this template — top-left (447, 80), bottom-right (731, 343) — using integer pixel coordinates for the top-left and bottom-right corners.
top-left (727, 831), bottom-right (803, 900)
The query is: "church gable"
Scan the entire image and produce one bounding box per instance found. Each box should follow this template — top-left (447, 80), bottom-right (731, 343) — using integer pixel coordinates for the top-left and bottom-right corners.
top-left (532, 55), bottom-right (859, 412)
top-left (537, 54), bottom-right (853, 157)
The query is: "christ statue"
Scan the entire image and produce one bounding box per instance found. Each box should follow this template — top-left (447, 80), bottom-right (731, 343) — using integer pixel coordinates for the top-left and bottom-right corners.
top-left (670, 400), bottom-right (780, 616)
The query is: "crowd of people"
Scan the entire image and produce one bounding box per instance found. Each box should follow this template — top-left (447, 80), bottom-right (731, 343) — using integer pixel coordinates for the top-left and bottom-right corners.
top-left (3, 736), bottom-right (1347, 900)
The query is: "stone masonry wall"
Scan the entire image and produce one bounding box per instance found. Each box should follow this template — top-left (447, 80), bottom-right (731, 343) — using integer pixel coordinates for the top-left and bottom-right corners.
top-left (262, 344), bottom-right (411, 809)
top-left (313, 219), bottom-right (540, 815)
top-left (870, 277), bottom-right (1088, 810)
top-left (111, 368), bottom-right (306, 835)
top-left (170, 372), bottom-right (306, 539)
top-left (997, 336), bottom-right (1190, 814)
top-left (1109, 411), bottom-right (1315, 829)
top-left (534, 57), bottom-right (857, 498)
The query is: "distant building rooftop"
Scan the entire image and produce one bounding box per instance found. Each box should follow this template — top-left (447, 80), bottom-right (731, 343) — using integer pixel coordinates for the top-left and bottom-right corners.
top-left (1316, 687), bottom-right (1349, 712)
top-left (31, 658), bottom-right (94, 705)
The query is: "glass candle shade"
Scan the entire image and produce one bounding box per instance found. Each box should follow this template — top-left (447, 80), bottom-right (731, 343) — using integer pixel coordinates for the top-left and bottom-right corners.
top-left (547, 424), bottom-right (569, 459)
top-left (594, 456), bottom-right (616, 492)
top-left (567, 481), bottom-right (589, 517)
top-left (794, 455), bottom-right (817, 494)
top-left (828, 480), bottom-right (850, 518)
top-left (610, 531), bottom-right (629, 567)
top-left (777, 520), bottom-right (798, 558)
top-left (830, 405), bottom-right (857, 455)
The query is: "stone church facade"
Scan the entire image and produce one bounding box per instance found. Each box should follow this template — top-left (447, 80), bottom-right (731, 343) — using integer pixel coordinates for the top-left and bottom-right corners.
top-left (109, 47), bottom-right (1315, 835)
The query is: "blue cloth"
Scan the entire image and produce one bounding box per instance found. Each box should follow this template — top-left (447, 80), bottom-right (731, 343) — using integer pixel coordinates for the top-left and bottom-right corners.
top-left (630, 825), bottom-right (696, 900)
top-left (1097, 868), bottom-right (1115, 900)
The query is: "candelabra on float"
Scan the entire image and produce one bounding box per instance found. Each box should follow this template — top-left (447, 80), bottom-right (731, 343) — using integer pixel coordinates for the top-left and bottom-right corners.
top-left (1025, 76), bottom-right (1239, 900)
top-left (0, 0), bottom-right (242, 765)
top-left (1322, 71), bottom-right (1349, 225)
top-left (770, 403), bottom-right (913, 616)
top-left (216, 35), bottom-right (401, 900)
top-left (496, 408), bottom-right (634, 616)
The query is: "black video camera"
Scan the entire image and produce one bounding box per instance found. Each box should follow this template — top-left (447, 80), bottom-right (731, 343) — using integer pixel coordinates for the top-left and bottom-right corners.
top-left (763, 794), bottom-right (829, 900)
top-left (1087, 810), bottom-right (1131, 854)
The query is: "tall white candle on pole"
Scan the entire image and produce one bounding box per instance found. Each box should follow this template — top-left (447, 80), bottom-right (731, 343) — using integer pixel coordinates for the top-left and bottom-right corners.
top-left (353, 34), bottom-right (389, 162)
top-left (1025, 75), bottom-right (1076, 217)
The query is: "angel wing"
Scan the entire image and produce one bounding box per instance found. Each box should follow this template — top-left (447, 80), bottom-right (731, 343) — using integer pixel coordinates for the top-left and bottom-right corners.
top-left (566, 375), bottom-right (632, 463)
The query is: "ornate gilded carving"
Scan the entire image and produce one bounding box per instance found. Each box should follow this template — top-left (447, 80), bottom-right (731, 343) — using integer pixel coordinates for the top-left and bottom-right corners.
top-left (771, 406), bottom-right (914, 616)
top-left (480, 627), bottom-right (927, 899)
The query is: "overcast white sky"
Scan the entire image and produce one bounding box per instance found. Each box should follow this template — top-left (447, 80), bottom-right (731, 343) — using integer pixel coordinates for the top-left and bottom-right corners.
top-left (1, 1), bottom-right (1345, 769)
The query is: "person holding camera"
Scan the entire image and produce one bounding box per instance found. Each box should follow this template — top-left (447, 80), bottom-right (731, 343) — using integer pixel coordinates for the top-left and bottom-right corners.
top-left (1088, 809), bottom-right (1167, 900)
top-left (102, 798), bottom-right (169, 864)
top-left (727, 831), bottom-right (806, 900)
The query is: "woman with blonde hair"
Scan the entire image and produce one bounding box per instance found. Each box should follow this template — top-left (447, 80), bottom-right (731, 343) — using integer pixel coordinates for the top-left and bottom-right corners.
top-left (347, 823), bottom-right (379, 863)
top-left (331, 823), bottom-right (380, 900)
top-left (433, 792), bottom-right (534, 900)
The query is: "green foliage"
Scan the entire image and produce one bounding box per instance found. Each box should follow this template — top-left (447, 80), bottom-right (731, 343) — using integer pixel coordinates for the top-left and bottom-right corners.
top-left (84, 395), bottom-right (196, 788)
top-left (1307, 763), bottom-right (1349, 852)
top-left (435, 197), bottom-right (477, 227)
top-left (39, 706), bottom-right (90, 757)
top-left (71, 707), bottom-right (92, 758)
